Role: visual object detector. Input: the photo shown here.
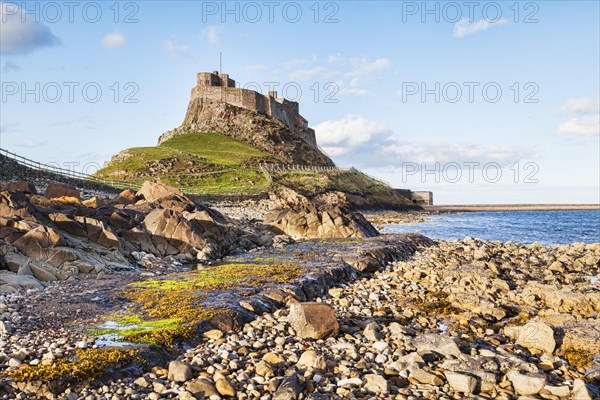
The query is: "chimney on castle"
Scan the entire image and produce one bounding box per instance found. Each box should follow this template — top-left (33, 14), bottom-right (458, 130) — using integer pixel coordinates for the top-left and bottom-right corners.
top-left (268, 91), bottom-right (278, 99)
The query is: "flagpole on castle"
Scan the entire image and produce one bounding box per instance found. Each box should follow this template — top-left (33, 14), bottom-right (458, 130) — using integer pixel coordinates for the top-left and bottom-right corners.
top-left (219, 52), bottom-right (222, 75)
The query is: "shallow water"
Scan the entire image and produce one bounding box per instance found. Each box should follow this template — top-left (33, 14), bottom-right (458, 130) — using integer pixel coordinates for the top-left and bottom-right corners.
top-left (384, 210), bottom-right (600, 245)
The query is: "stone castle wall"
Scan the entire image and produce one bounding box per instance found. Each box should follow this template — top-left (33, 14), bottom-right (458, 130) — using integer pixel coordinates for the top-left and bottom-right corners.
top-left (189, 72), bottom-right (318, 148)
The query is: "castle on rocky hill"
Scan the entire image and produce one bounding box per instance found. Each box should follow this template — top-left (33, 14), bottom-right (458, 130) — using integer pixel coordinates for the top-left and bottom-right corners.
top-left (189, 71), bottom-right (318, 148)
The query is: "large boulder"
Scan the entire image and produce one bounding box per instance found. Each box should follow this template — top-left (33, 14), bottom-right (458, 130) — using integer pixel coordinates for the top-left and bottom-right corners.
top-left (74, 217), bottom-right (121, 248)
top-left (515, 321), bottom-right (556, 354)
top-left (141, 208), bottom-right (207, 256)
top-left (112, 189), bottom-right (137, 205)
top-left (44, 183), bottom-right (80, 200)
top-left (0, 271), bottom-right (45, 292)
top-left (136, 181), bottom-right (183, 202)
top-left (0, 181), bottom-right (37, 195)
top-left (288, 302), bottom-right (339, 340)
top-left (12, 225), bottom-right (64, 257)
top-left (265, 206), bottom-right (378, 239)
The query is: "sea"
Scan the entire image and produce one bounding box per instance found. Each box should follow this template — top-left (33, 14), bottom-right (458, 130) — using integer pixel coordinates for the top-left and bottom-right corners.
top-left (383, 210), bottom-right (600, 245)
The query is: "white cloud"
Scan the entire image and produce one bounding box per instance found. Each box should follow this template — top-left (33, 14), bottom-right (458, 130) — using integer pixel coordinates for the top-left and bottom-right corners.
top-left (327, 53), bottom-right (344, 65)
top-left (556, 115), bottom-right (600, 136)
top-left (559, 98), bottom-right (600, 115)
top-left (338, 88), bottom-right (371, 97)
top-left (556, 98), bottom-right (600, 136)
top-left (289, 66), bottom-right (330, 81)
top-left (201, 26), bottom-right (221, 46)
top-left (315, 115), bottom-right (532, 168)
top-left (101, 32), bottom-right (125, 49)
top-left (0, 2), bottom-right (61, 54)
top-left (17, 139), bottom-right (49, 149)
top-left (315, 115), bottom-right (392, 149)
top-left (347, 57), bottom-right (390, 86)
top-left (453, 18), bottom-right (509, 38)
top-left (164, 39), bottom-right (193, 58)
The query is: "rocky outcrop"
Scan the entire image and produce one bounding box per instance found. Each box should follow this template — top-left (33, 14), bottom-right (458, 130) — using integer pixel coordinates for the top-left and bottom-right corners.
top-left (158, 102), bottom-right (334, 167)
top-left (264, 188), bottom-right (379, 239)
top-left (0, 180), bottom-right (281, 292)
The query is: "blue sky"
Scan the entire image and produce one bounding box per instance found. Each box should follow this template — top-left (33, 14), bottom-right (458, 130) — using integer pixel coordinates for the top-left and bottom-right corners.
top-left (1, 1), bottom-right (599, 204)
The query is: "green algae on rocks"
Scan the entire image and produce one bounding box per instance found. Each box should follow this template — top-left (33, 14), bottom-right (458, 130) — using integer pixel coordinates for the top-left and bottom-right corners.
top-left (4, 348), bottom-right (139, 383)
top-left (91, 263), bottom-right (302, 347)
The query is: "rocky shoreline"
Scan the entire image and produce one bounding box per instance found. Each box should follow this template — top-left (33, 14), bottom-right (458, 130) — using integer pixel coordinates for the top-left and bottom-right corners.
top-left (0, 181), bottom-right (599, 400)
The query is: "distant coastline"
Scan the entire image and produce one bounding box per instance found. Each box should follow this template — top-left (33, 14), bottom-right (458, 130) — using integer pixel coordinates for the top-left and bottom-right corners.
top-left (424, 204), bottom-right (600, 212)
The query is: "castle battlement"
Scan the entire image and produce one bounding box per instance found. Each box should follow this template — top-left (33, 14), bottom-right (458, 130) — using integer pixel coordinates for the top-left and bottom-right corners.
top-left (190, 71), bottom-right (317, 148)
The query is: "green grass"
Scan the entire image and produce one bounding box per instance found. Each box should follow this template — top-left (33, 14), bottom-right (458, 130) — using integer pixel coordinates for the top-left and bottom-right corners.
top-left (162, 132), bottom-right (269, 166)
top-left (272, 169), bottom-right (391, 196)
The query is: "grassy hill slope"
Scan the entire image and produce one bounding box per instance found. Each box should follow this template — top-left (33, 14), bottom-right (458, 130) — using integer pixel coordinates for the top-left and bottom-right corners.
top-left (96, 131), bottom-right (414, 208)
top-left (95, 132), bottom-right (274, 195)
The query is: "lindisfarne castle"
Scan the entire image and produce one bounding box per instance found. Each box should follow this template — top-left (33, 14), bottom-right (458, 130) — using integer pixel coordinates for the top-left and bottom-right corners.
top-left (185, 71), bottom-right (317, 148)
top-left (158, 70), bottom-right (334, 167)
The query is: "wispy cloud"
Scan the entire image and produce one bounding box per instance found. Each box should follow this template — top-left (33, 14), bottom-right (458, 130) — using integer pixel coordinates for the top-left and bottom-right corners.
top-left (339, 88), bottom-right (371, 97)
top-left (50, 116), bottom-right (97, 131)
top-left (559, 98), bottom-right (600, 115)
top-left (556, 116), bottom-right (600, 136)
top-left (453, 18), bottom-right (509, 38)
top-left (347, 57), bottom-right (390, 86)
top-left (101, 32), bottom-right (125, 49)
top-left (164, 39), bottom-right (193, 58)
top-left (289, 66), bottom-right (331, 81)
top-left (17, 139), bottom-right (50, 149)
top-left (2, 60), bottom-right (21, 72)
top-left (0, 2), bottom-right (61, 54)
top-left (286, 55), bottom-right (389, 98)
top-left (556, 98), bottom-right (600, 136)
top-left (201, 26), bottom-right (221, 46)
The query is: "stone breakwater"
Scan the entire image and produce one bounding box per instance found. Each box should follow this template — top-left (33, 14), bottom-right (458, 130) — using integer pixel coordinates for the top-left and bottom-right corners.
top-left (2, 236), bottom-right (599, 399)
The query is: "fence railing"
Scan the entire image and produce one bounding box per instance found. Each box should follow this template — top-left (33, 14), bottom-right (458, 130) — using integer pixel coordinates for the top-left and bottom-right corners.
top-left (1, 147), bottom-right (355, 196)
top-left (260, 163), bottom-right (347, 173)
top-left (0, 147), bottom-right (140, 190)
